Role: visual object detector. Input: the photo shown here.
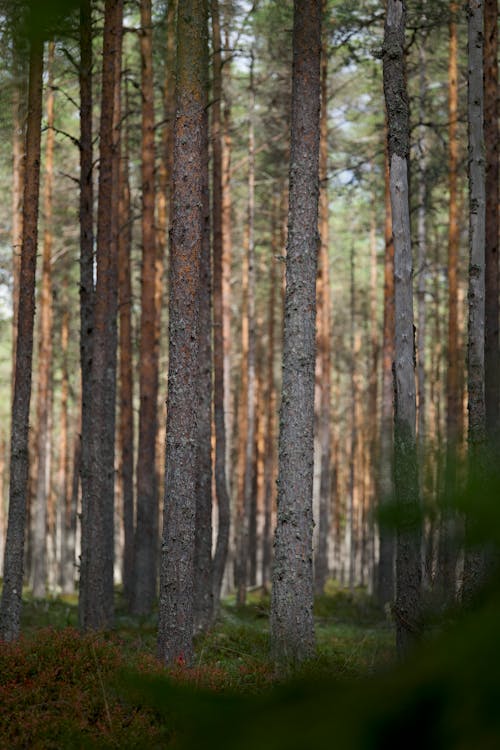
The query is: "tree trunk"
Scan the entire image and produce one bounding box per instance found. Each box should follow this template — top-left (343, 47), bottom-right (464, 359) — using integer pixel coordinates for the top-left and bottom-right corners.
top-left (0, 35), bottom-right (43, 642)
top-left (383, 0), bottom-right (421, 654)
top-left (79, 0), bottom-right (123, 630)
top-left (118, 91), bottom-right (134, 607)
top-left (210, 0), bottom-right (230, 615)
top-left (378, 121), bottom-right (395, 607)
top-left (133, 0), bottom-right (160, 616)
top-left (158, 0), bottom-right (208, 667)
top-left (463, 0), bottom-right (486, 600)
top-left (58, 275), bottom-right (72, 594)
top-left (32, 41), bottom-right (56, 600)
top-left (484, 0), bottom-right (499, 441)
top-left (314, 2), bottom-right (331, 595)
top-left (11, 69), bottom-right (25, 395)
top-left (270, 0), bottom-right (321, 667)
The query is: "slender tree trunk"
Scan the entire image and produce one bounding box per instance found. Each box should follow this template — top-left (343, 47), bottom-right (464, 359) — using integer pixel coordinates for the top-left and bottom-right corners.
top-left (271, 0), bottom-right (321, 667)
top-left (158, 0), bottom-right (208, 666)
top-left (0, 35), bottom-right (43, 642)
top-left (463, 0), bottom-right (486, 600)
top-left (79, 0), bottom-right (123, 630)
top-left (58, 274), bottom-right (73, 594)
top-left (484, 0), bottom-right (499, 441)
top-left (0, 437), bottom-right (5, 578)
top-left (11, 74), bottom-right (25, 393)
top-left (383, 0), bottom-right (421, 654)
top-left (440, 1), bottom-right (461, 599)
top-left (118, 98), bottom-right (134, 606)
top-left (133, 0), bottom-right (160, 615)
top-left (347, 247), bottom-right (357, 592)
top-left (222, 23), bottom-right (233, 487)
top-left (378, 123), bottom-right (395, 606)
top-left (416, 23), bottom-right (427, 475)
top-left (211, 0), bottom-right (230, 614)
top-left (314, 3), bottom-right (331, 595)
top-left (78, 0), bottom-right (95, 622)
top-left (32, 41), bottom-right (55, 599)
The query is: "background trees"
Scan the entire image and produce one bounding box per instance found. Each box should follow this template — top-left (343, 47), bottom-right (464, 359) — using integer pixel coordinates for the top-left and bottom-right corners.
top-left (0, 0), bottom-right (496, 661)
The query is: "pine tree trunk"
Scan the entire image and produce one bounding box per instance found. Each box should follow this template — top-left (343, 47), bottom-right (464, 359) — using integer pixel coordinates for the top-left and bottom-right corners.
top-left (314, 4), bottom-right (331, 595)
top-left (79, 0), bottom-right (123, 630)
top-left (58, 277), bottom-right (72, 593)
top-left (32, 41), bottom-right (56, 600)
top-left (133, 0), bottom-right (160, 615)
top-left (158, 0), bottom-right (208, 666)
top-left (270, 0), bottom-right (321, 667)
top-left (377, 123), bottom-right (395, 607)
top-left (463, 0), bottom-right (486, 600)
top-left (484, 0), bottom-right (499, 440)
top-left (0, 35), bottom-right (44, 642)
top-left (118, 98), bottom-right (134, 607)
top-left (11, 71), bottom-right (25, 393)
top-left (383, 0), bottom-right (421, 654)
top-left (211, 0), bottom-right (231, 614)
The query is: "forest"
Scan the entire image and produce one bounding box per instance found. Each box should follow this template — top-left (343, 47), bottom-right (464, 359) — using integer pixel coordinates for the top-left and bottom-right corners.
top-left (0, 0), bottom-right (500, 747)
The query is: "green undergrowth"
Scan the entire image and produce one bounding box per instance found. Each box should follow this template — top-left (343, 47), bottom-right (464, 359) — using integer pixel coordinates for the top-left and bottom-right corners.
top-left (0, 584), bottom-right (393, 747)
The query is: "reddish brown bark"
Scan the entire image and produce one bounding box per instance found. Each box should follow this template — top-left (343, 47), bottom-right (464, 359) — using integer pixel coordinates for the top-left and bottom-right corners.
top-left (0, 35), bottom-right (44, 642)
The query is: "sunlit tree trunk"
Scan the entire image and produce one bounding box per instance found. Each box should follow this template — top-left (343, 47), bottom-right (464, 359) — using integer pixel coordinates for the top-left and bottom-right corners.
top-left (383, 0), bottom-right (421, 654)
top-left (158, 0), bottom-right (208, 666)
top-left (271, 0), bottom-right (321, 667)
top-left (32, 41), bottom-right (55, 600)
top-left (0, 35), bottom-right (44, 642)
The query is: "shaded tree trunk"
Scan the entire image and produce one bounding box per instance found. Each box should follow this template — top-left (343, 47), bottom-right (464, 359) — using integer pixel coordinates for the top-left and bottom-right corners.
top-left (484, 0), bottom-right (499, 441)
top-left (133, 0), bottom-right (160, 616)
top-left (270, 0), bottom-right (321, 667)
top-left (0, 35), bottom-right (44, 642)
top-left (463, 0), bottom-right (486, 600)
top-left (383, 0), bottom-right (421, 654)
top-left (158, 0), bottom-right (208, 667)
top-left (79, 0), bottom-right (123, 630)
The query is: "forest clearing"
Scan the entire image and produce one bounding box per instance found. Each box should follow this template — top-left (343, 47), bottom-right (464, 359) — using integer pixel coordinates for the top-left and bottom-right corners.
top-left (0, 0), bottom-right (500, 746)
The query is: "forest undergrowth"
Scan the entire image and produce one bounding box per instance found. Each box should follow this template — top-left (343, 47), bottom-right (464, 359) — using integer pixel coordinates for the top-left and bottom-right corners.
top-left (2, 577), bottom-right (500, 749)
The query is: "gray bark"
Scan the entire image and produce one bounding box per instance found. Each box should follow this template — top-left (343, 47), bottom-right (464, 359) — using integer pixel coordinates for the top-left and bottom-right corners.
top-left (270, 0), bottom-right (321, 667)
top-left (383, 0), bottom-right (422, 654)
top-left (463, 0), bottom-right (486, 600)
top-left (158, 0), bottom-right (208, 666)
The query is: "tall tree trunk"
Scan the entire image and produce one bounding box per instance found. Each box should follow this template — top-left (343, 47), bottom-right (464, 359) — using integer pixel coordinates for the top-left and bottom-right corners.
top-left (194, 42), bottom-right (213, 630)
top-left (158, 0), bottom-right (208, 667)
top-left (58, 274), bottom-right (73, 594)
top-left (78, 0), bottom-right (95, 621)
top-left (416, 19), bottom-right (427, 476)
top-left (133, 0), bottom-right (160, 615)
top-left (211, 0), bottom-right (230, 614)
top-left (222, 21), bottom-right (233, 488)
top-left (378, 122), bottom-right (395, 607)
top-left (32, 41), bottom-right (55, 600)
top-left (271, 0), bottom-right (321, 667)
top-left (118, 95), bottom-right (134, 607)
top-left (236, 55), bottom-right (257, 607)
top-left (0, 35), bottom-right (44, 642)
top-left (484, 0), bottom-right (499, 441)
top-left (347, 246), bottom-right (357, 592)
top-left (440, 1), bottom-right (461, 599)
top-left (314, 1), bottom-right (331, 595)
top-left (11, 71), bottom-right (25, 394)
top-left (463, 0), bottom-right (486, 600)
top-left (383, 0), bottom-right (421, 654)
top-left (79, 0), bottom-right (123, 630)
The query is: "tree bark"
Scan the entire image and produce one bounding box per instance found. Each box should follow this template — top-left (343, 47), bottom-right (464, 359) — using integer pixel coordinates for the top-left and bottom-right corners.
top-left (0, 35), bottom-right (44, 642)
top-left (79, 0), bottom-right (123, 630)
top-left (210, 0), bottom-right (230, 614)
top-left (463, 0), bottom-right (486, 600)
top-left (158, 0), bottom-right (208, 666)
top-left (270, 0), bottom-right (321, 667)
top-left (133, 0), bottom-right (160, 616)
top-left (32, 41), bottom-right (56, 600)
top-left (484, 0), bottom-right (499, 441)
top-left (383, 0), bottom-right (421, 654)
